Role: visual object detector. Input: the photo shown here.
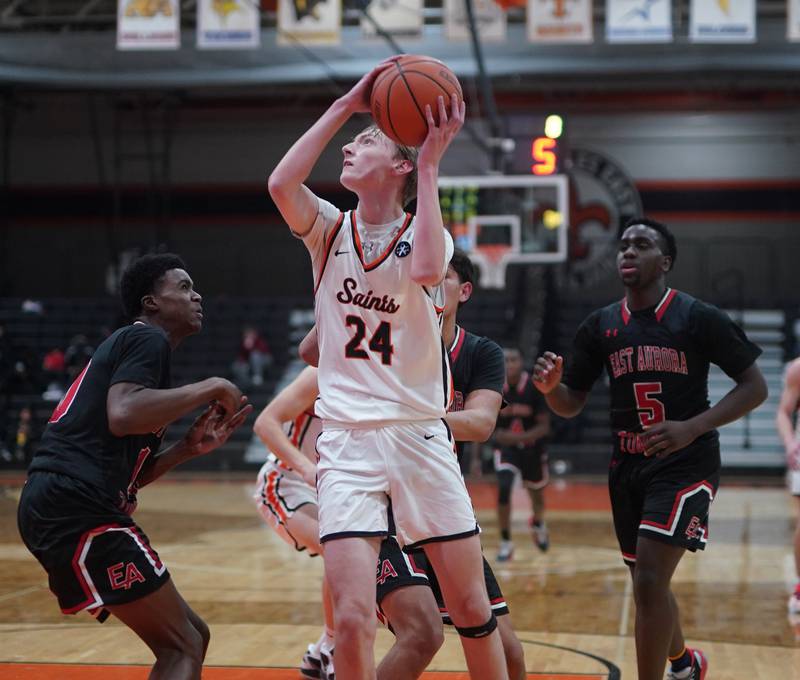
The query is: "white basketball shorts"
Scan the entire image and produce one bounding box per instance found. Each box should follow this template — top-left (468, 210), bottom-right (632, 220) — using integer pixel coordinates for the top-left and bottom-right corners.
top-left (254, 459), bottom-right (319, 554)
top-left (316, 419), bottom-right (479, 549)
top-left (790, 469), bottom-right (800, 497)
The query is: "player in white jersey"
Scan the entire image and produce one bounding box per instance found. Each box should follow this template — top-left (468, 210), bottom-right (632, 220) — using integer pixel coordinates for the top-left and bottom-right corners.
top-left (778, 357), bottom-right (800, 614)
top-left (252, 367), bottom-right (334, 679)
top-left (268, 58), bottom-right (508, 679)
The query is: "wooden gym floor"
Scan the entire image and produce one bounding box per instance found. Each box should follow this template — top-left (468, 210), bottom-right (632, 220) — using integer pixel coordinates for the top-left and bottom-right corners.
top-left (1, 472), bottom-right (800, 679)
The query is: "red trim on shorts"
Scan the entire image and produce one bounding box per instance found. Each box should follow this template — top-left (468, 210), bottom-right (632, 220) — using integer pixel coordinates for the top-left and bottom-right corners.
top-left (63, 522), bottom-right (123, 614)
top-left (265, 470), bottom-right (288, 523)
top-left (639, 480), bottom-right (714, 535)
top-left (622, 551), bottom-right (637, 563)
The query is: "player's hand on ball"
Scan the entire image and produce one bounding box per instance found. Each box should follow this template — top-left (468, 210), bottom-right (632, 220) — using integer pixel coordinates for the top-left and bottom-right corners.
top-left (341, 58), bottom-right (398, 115)
top-left (533, 352), bottom-right (563, 394)
top-left (641, 420), bottom-right (700, 458)
top-left (418, 94), bottom-right (465, 168)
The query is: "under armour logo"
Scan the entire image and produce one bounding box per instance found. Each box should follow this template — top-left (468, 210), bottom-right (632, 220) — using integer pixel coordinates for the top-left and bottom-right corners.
top-left (605, 328), bottom-right (619, 337)
top-left (395, 241), bottom-right (411, 258)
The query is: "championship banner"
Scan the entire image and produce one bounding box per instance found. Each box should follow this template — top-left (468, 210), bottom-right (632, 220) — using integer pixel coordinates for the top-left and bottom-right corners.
top-left (606, 0), bottom-right (672, 43)
top-left (117, 0), bottom-right (180, 49)
top-left (528, 0), bottom-right (593, 43)
top-left (444, 0), bottom-right (506, 42)
top-left (690, 0), bottom-right (755, 42)
top-left (277, 0), bottom-right (341, 45)
top-left (197, 0), bottom-right (260, 48)
top-left (789, 0), bottom-right (800, 41)
top-left (360, 0), bottom-right (423, 37)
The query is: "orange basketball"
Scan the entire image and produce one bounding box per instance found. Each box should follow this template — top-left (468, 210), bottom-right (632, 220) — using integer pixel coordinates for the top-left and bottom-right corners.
top-left (370, 55), bottom-right (464, 148)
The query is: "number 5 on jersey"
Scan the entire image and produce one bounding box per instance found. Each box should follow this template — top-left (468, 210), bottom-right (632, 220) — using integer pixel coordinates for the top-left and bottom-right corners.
top-left (634, 382), bottom-right (665, 427)
top-left (345, 315), bottom-right (393, 365)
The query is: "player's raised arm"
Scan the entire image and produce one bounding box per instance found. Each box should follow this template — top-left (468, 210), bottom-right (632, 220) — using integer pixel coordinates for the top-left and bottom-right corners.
top-left (268, 61), bottom-right (394, 237)
top-left (412, 93), bottom-right (465, 286)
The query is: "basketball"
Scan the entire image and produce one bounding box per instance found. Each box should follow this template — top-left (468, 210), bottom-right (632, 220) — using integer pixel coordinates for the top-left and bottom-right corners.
top-left (370, 55), bottom-right (464, 148)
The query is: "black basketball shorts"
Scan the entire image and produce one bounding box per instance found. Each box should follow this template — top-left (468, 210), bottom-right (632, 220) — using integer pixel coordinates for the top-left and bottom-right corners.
top-left (18, 471), bottom-right (170, 616)
top-left (494, 447), bottom-right (549, 489)
top-left (376, 535), bottom-right (508, 627)
top-left (608, 444), bottom-right (721, 565)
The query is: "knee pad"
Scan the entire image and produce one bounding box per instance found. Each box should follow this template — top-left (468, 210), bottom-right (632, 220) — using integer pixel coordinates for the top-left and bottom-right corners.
top-left (497, 470), bottom-right (514, 505)
top-left (455, 613), bottom-right (497, 639)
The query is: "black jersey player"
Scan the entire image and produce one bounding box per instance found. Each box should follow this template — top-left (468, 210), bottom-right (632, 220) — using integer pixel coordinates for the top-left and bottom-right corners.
top-left (375, 250), bottom-right (527, 680)
top-left (17, 254), bottom-right (252, 680)
top-left (533, 218), bottom-right (766, 680)
top-left (494, 346), bottom-right (551, 561)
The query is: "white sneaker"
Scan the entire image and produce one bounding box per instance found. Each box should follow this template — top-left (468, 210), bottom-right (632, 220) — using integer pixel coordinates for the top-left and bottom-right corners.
top-left (497, 540), bottom-right (514, 562)
top-left (531, 520), bottom-right (550, 552)
top-left (789, 592), bottom-right (800, 614)
top-left (320, 644), bottom-right (334, 680)
top-left (300, 641), bottom-right (322, 679)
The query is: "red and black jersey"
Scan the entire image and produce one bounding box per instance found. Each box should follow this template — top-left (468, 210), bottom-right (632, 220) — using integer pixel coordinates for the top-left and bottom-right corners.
top-left (496, 370), bottom-right (548, 455)
top-left (447, 325), bottom-right (505, 412)
top-left (29, 322), bottom-right (171, 513)
top-left (447, 325), bottom-right (505, 459)
top-left (562, 288), bottom-right (761, 458)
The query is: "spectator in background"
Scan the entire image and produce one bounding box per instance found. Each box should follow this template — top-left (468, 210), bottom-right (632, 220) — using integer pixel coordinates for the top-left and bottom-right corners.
top-left (232, 325), bottom-right (272, 387)
top-left (11, 405), bottom-right (37, 464)
top-left (64, 334), bottom-right (94, 383)
top-left (41, 347), bottom-right (67, 402)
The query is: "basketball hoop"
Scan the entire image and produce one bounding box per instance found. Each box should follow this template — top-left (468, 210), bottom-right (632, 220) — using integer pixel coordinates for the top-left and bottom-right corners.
top-left (470, 243), bottom-right (513, 289)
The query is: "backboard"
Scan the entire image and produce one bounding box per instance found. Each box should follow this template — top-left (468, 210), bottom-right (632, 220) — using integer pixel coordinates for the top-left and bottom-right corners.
top-left (438, 174), bottom-right (569, 288)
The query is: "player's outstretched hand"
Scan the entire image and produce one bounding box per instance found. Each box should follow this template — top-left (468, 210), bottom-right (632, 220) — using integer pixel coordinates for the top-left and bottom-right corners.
top-left (641, 420), bottom-right (700, 458)
top-left (183, 397), bottom-right (253, 457)
top-left (418, 93), bottom-right (465, 168)
top-left (211, 378), bottom-right (245, 422)
top-left (340, 57), bottom-right (398, 115)
top-left (533, 351), bottom-right (563, 394)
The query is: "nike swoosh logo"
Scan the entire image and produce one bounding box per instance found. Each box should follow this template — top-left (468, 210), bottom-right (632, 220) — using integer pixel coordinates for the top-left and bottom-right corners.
top-left (424, 434), bottom-right (435, 440)
top-left (335, 249), bottom-right (350, 256)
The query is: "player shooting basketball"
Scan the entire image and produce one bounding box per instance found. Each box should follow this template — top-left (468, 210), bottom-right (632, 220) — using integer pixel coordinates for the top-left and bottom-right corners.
top-left (267, 57), bottom-right (508, 679)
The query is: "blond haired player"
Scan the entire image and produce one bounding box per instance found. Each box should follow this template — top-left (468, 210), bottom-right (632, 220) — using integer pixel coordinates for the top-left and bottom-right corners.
top-left (252, 367), bottom-right (334, 679)
top-left (267, 57), bottom-right (508, 679)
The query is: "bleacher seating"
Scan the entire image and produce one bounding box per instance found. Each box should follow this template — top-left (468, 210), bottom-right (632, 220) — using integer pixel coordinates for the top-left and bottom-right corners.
top-left (0, 296), bottom-right (305, 470)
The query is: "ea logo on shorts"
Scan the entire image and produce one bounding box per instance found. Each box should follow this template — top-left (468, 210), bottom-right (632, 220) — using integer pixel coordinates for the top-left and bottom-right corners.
top-left (395, 241), bottom-right (411, 258)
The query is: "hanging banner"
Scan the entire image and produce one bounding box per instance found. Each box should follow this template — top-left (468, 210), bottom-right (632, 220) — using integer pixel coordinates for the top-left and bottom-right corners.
top-left (690, 0), bottom-right (755, 42)
top-left (444, 0), bottom-right (507, 42)
top-left (360, 0), bottom-right (423, 37)
top-left (277, 0), bottom-right (341, 45)
top-left (789, 0), bottom-right (800, 41)
top-left (197, 0), bottom-right (260, 48)
top-left (528, 0), bottom-right (593, 43)
top-left (117, 0), bottom-right (180, 49)
top-left (606, 0), bottom-right (672, 42)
